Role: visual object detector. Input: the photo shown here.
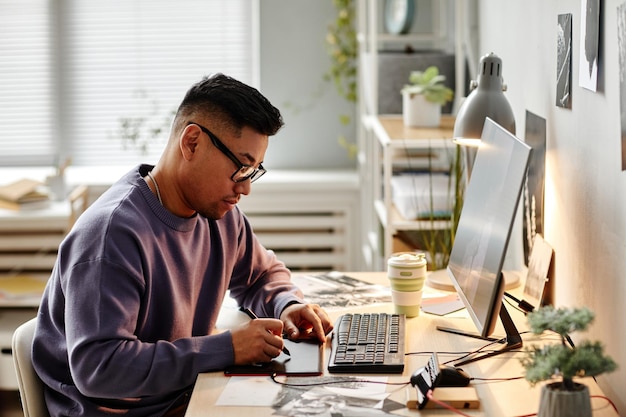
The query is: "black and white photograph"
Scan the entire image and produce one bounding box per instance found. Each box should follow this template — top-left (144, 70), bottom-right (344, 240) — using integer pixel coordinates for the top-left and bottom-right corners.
top-left (618, 1), bottom-right (626, 170)
top-left (272, 376), bottom-right (403, 417)
top-left (292, 272), bottom-right (392, 309)
top-left (579, 0), bottom-right (600, 91)
top-left (556, 13), bottom-right (573, 108)
top-left (523, 111), bottom-right (547, 264)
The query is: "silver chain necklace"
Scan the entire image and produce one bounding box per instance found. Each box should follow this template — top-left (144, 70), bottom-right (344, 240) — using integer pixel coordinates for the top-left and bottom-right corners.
top-left (147, 171), bottom-right (163, 205)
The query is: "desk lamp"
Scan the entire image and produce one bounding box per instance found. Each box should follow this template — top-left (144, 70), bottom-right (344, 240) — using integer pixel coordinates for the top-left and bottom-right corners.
top-left (453, 53), bottom-right (516, 166)
top-left (452, 53), bottom-right (524, 291)
top-left (426, 53), bottom-right (519, 291)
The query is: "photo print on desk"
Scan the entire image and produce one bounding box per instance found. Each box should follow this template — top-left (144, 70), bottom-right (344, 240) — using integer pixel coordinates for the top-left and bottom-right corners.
top-left (272, 376), bottom-right (404, 417)
top-left (291, 272), bottom-right (392, 309)
top-left (523, 234), bottom-right (553, 308)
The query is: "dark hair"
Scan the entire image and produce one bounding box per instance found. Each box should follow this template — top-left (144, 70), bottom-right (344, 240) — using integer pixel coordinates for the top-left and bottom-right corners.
top-left (175, 73), bottom-right (284, 136)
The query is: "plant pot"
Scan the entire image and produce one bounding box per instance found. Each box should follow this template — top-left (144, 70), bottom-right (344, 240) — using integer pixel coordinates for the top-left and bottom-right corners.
top-left (402, 92), bottom-right (441, 128)
top-left (538, 382), bottom-right (591, 417)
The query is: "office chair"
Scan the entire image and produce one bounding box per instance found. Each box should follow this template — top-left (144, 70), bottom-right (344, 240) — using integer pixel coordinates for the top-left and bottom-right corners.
top-left (12, 317), bottom-right (50, 417)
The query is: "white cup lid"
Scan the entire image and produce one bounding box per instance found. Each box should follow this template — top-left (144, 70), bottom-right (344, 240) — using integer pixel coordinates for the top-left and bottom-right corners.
top-left (388, 251), bottom-right (427, 267)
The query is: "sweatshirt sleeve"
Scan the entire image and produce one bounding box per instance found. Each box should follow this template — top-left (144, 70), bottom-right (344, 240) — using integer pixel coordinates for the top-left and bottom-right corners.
top-left (225, 209), bottom-right (305, 318)
top-left (54, 258), bottom-right (236, 398)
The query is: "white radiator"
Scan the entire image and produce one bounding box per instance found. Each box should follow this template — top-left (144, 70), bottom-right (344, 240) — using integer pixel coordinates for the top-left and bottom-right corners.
top-left (237, 170), bottom-right (360, 272)
top-left (0, 202), bottom-right (70, 273)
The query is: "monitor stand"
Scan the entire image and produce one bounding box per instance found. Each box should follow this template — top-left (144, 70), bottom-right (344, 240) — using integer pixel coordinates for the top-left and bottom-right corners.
top-left (436, 302), bottom-right (523, 366)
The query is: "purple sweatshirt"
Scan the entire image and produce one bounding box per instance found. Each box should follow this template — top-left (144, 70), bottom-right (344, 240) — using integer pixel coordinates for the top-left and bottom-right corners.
top-left (32, 164), bottom-right (304, 416)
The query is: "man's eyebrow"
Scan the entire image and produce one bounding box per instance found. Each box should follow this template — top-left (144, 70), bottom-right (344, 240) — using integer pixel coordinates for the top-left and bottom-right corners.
top-left (238, 151), bottom-right (262, 166)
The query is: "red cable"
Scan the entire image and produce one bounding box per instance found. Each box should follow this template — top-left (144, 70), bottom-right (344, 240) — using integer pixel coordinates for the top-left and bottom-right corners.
top-left (590, 395), bottom-right (620, 414)
top-left (511, 395), bottom-right (619, 417)
top-left (426, 390), bottom-right (473, 417)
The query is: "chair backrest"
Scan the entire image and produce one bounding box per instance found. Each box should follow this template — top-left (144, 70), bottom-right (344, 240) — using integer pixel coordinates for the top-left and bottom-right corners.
top-left (12, 317), bottom-right (50, 417)
top-left (68, 184), bottom-right (89, 229)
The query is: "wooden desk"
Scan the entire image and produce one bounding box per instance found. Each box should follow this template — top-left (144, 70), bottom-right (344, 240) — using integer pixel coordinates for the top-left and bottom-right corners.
top-left (184, 273), bottom-right (618, 417)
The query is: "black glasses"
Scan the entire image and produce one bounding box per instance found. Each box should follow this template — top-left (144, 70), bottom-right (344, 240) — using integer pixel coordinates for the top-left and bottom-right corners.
top-left (188, 122), bottom-right (266, 183)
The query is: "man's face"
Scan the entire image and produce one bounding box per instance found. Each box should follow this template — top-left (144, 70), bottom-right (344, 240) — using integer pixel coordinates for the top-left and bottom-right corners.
top-left (179, 123), bottom-right (268, 219)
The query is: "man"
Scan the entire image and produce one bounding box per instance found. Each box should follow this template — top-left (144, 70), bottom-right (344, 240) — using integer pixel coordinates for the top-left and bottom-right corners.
top-left (32, 73), bottom-right (334, 416)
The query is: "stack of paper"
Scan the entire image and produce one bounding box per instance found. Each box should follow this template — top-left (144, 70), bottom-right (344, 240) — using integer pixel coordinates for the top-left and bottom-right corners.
top-left (0, 178), bottom-right (50, 210)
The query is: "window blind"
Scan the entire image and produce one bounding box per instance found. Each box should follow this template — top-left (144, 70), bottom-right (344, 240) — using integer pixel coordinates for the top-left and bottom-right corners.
top-left (0, 0), bottom-right (255, 167)
top-left (0, 0), bottom-right (54, 166)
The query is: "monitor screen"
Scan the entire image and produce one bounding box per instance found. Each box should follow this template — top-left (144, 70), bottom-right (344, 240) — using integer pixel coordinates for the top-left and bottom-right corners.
top-left (446, 118), bottom-right (532, 340)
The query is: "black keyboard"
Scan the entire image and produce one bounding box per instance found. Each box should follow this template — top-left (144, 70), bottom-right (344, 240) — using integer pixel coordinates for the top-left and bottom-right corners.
top-left (328, 312), bottom-right (406, 374)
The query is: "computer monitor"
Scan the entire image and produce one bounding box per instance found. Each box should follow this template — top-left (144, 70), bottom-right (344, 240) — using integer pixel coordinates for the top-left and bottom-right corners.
top-left (438, 118), bottom-right (532, 366)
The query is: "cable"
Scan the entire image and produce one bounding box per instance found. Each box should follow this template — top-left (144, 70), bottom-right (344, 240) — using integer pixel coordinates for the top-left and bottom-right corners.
top-left (504, 291), bottom-right (535, 313)
top-left (509, 395), bottom-right (619, 417)
top-left (590, 395), bottom-right (619, 414)
top-left (469, 376), bottom-right (525, 384)
top-left (269, 373), bottom-right (410, 388)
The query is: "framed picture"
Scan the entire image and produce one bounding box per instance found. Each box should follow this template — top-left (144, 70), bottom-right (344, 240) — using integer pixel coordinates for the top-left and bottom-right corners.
top-left (523, 234), bottom-right (553, 308)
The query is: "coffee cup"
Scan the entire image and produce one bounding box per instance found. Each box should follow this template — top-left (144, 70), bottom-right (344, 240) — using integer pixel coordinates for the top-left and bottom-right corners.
top-left (387, 252), bottom-right (427, 317)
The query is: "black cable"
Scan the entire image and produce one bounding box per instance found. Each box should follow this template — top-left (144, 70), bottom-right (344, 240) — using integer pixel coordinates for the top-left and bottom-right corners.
top-left (269, 373), bottom-right (410, 388)
top-left (503, 292), bottom-right (535, 314)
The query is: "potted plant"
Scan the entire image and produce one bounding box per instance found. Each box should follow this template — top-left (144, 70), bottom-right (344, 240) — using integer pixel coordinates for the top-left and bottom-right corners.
top-left (520, 306), bottom-right (618, 417)
top-left (401, 66), bottom-right (453, 128)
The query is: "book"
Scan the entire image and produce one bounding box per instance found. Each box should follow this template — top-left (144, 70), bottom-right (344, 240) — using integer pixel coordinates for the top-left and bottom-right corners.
top-left (0, 178), bottom-right (50, 210)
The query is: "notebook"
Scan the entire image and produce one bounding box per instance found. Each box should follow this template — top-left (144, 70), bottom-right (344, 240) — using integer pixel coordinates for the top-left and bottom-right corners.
top-left (224, 339), bottom-right (323, 376)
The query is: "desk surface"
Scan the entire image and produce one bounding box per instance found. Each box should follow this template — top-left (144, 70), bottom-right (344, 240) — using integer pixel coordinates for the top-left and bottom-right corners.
top-left (184, 272), bottom-right (618, 417)
top-left (0, 200), bottom-right (70, 230)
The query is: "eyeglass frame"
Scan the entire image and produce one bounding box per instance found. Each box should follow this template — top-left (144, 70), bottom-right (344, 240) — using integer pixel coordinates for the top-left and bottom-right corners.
top-left (187, 122), bottom-right (266, 183)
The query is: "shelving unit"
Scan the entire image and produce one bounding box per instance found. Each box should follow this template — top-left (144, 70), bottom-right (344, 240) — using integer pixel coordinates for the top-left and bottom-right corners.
top-left (0, 202), bottom-right (72, 389)
top-left (366, 115), bottom-right (457, 270)
top-left (356, 0), bottom-right (462, 270)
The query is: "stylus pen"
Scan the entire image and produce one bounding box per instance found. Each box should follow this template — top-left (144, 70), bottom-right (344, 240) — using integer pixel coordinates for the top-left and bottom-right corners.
top-left (240, 307), bottom-right (291, 356)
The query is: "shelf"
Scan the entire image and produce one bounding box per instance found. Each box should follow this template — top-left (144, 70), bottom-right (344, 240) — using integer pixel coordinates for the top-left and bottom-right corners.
top-left (374, 200), bottom-right (451, 231)
top-left (370, 115), bottom-right (455, 149)
top-left (356, 0), bottom-right (459, 270)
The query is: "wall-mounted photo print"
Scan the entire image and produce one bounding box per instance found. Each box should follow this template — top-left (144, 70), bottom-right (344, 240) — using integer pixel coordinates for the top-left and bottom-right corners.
top-left (579, 0), bottom-right (600, 91)
top-left (557, 13), bottom-right (572, 108)
top-left (618, 2), bottom-right (626, 170)
top-left (523, 111), bottom-right (547, 264)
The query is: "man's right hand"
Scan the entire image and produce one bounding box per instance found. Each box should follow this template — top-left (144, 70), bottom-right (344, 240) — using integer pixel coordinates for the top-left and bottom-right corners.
top-left (230, 318), bottom-right (286, 364)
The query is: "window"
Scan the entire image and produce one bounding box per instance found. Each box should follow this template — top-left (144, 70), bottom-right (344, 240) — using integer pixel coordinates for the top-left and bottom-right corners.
top-left (0, 0), bottom-right (257, 167)
top-left (0, 0), bottom-right (54, 166)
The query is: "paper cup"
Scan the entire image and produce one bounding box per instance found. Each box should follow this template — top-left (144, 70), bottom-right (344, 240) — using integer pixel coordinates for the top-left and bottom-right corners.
top-left (388, 252), bottom-right (427, 317)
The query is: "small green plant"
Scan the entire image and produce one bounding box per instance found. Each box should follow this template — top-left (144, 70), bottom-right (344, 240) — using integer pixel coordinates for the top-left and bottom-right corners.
top-left (324, 0), bottom-right (357, 104)
top-left (401, 66), bottom-right (454, 105)
top-left (419, 144), bottom-right (465, 270)
top-left (109, 89), bottom-right (175, 155)
top-left (520, 306), bottom-right (617, 391)
top-left (324, 0), bottom-right (357, 158)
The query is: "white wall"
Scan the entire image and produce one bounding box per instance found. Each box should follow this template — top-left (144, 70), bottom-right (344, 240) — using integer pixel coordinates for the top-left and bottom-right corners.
top-left (478, 0), bottom-right (626, 412)
top-left (259, 0), bottom-right (356, 170)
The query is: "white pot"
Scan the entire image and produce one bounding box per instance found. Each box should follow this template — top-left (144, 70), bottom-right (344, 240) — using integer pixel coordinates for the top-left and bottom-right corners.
top-left (402, 91), bottom-right (442, 128)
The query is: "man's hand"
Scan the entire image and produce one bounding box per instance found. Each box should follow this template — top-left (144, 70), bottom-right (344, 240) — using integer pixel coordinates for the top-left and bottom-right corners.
top-left (230, 318), bottom-right (285, 365)
top-left (280, 303), bottom-right (333, 344)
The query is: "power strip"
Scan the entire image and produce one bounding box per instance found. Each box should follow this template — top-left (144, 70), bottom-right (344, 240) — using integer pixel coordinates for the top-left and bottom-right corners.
top-left (409, 352), bottom-right (441, 409)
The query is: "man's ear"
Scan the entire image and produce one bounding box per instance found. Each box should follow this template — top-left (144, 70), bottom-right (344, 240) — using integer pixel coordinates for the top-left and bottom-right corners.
top-left (180, 124), bottom-right (201, 161)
